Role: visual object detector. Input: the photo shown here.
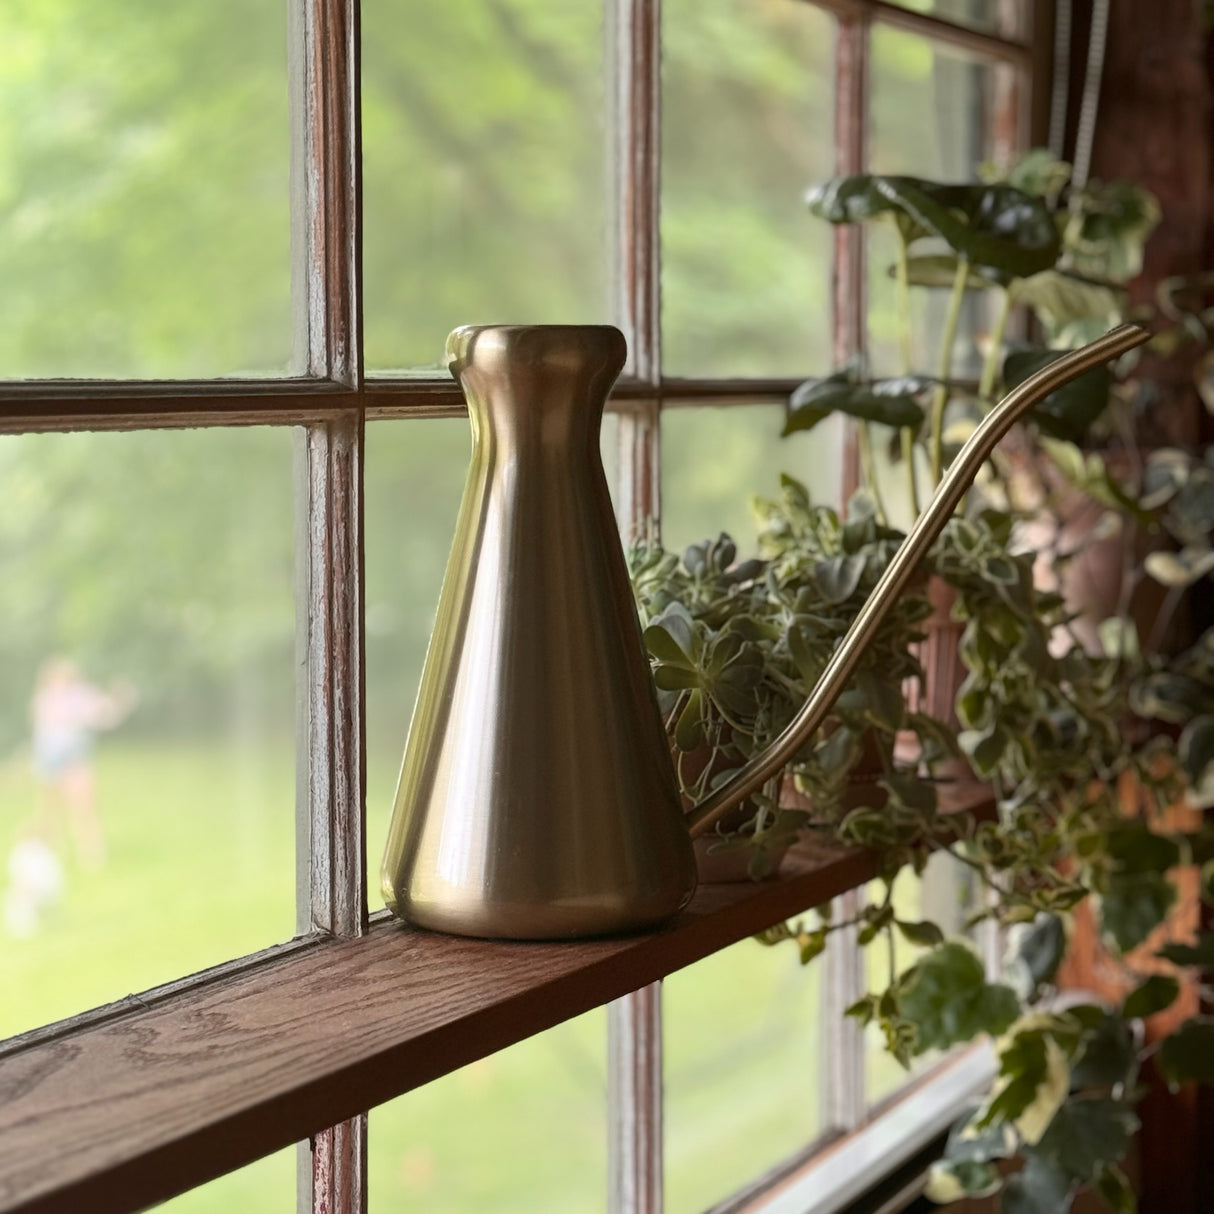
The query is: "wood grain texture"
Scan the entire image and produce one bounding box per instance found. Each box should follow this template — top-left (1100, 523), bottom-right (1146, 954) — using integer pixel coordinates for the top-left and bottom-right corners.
top-left (0, 786), bottom-right (991, 1214)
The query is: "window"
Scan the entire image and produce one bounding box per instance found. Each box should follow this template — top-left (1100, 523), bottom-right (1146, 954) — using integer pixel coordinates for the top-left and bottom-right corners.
top-left (0, 1), bottom-right (1039, 1211)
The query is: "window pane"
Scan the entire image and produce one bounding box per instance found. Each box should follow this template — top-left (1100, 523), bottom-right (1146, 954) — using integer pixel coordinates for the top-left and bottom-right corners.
top-left (867, 31), bottom-right (1001, 379)
top-left (362, 2), bottom-right (609, 373)
top-left (369, 1009), bottom-right (606, 1212)
top-left (158, 1145), bottom-right (295, 1213)
top-left (364, 419), bottom-right (469, 858)
top-left (665, 940), bottom-right (822, 1212)
top-left (661, 0), bottom-right (835, 378)
top-left (878, 0), bottom-right (1021, 37)
top-left (660, 404), bottom-right (843, 556)
top-left (0, 429), bottom-right (296, 1039)
top-left (871, 28), bottom-right (1000, 182)
top-left (0, 2), bottom-right (291, 379)
top-left (865, 853), bottom-right (980, 1105)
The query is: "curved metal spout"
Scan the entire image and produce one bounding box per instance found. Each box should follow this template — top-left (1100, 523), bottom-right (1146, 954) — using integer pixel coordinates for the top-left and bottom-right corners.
top-left (686, 323), bottom-right (1149, 839)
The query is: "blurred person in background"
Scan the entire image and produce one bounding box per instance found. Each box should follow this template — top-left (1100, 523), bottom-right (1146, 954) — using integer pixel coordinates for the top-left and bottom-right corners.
top-left (30, 657), bottom-right (137, 870)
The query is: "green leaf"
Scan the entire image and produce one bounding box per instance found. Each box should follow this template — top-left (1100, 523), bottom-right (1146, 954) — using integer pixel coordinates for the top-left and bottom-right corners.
top-left (1179, 716), bottom-right (1214, 807)
top-left (924, 1159), bottom-right (1002, 1202)
top-left (653, 665), bottom-right (701, 692)
top-left (1157, 1017), bottom-right (1214, 1088)
top-left (785, 371), bottom-right (928, 435)
top-left (1157, 932), bottom-right (1214, 968)
top-left (1101, 872), bottom-right (1176, 953)
top-left (900, 941), bottom-right (1020, 1053)
top-left (812, 553), bottom-right (868, 604)
top-left (882, 773), bottom-right (938, 815)
top-left (1069, 1011), bottom-right (1136, 1091)
top-left (673, 688), bottom-right (705, 752)
top-left (1004, 348), bottom-right (1112, 442)
top-left (1008, 914), bottom-right (1068, 997)
top-left (1093, 1163), bottom-right (1137, 1214)
top-left (1013, 270), bottom-right (1123, 343)
top-left (943, 1108), bottom-right (1017, 1165)
top-left (798, 928), bottom-right (828, 965)
top-left (1001, 1156), bottom-right (1072, 1214)
top-left (902, 254), bottom-right (1000, 291)
top-left (982, 1028), bottom-right (1070, 1144)
top-left (895, 918), bottom-right (945, 948)
top-left (1121, 974), bottom-right (1180, 1020)
top-left (806, 175), bottom-right (1062, 277)
top-left (1144, 548), bottom-right (1214, 589)
top-left (845, 993), bottom-right (878, 1027)
top-left (1033, 1097), bottom-right (1138, 1184)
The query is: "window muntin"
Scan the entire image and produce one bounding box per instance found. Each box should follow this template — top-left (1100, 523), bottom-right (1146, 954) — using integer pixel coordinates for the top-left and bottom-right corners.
top-left (0, 1), bottom-right (1036, 1210)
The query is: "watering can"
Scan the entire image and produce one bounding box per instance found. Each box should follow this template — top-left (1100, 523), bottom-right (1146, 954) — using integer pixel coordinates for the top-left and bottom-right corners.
top-left (381, 322), bottom-right (1146, 940)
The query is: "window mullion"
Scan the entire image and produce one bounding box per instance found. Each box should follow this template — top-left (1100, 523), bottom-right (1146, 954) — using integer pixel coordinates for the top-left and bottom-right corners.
top-left (607, 3), bottom-right (665, 1213)
top-left (821, 12), bottom-right (872, 1132)
top-left (831, 11), bottom-right (870, 505)
top-left (290, 0), bottom-right (363, 385)
top-left (609, 985), bottom-right (664, 1214)
top-left (821, 890), bottom-right (868, 1133)
top-left (290, 0), bottom-right (366, 1210)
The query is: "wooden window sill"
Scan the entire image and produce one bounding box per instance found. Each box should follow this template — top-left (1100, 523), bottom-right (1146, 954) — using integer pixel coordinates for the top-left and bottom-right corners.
top-left (0, 783), bottom-right (994, 1214)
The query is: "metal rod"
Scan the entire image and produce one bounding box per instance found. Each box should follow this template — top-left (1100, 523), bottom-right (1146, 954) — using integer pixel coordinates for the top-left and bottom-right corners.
top-left (686, 323), bottom-right (1149, 838)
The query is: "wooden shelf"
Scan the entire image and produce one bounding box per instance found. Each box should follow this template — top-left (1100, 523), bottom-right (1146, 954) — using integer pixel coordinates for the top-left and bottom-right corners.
top-left (0, 784), bottom-right (993, 1214)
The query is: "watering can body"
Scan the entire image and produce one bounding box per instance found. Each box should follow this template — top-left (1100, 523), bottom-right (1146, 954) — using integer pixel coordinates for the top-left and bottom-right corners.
top-left (381, 322), bottom-right (1146, 940)
top-left (380, 326), bottom-right (696, 938)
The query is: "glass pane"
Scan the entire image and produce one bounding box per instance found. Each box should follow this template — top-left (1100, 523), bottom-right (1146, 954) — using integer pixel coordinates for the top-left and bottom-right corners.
top-left (0, 2), bottom-right (291, 379)
top-left (867, 31), bottom-right (1000, 381)
top-left (665, 940), bottom-right (822, 1212)
top-left (871, 28), bottom-right (1000, 185)
top-left (660, 404), bottom-right (843, 557)
top-left (369, 1009), bottom-right (606, 1212)
top-left (362, 1), bottom-right (609, 373)
top-left (879, 0), bottom-right (1021, 36)
top-left (864, 852), bottom-right (981, 1105)
top-left (159, 1145), bottom-right (295, 1213)
top-left (0, 429), bottom-right (296, 1039)
top-left (364, 419), bottom-right (469, 858)
top-left (662, 0), bottom-right (836, 378)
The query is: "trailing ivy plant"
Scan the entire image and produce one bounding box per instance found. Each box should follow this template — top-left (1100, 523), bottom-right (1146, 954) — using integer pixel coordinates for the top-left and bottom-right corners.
top-left (631, 149), bottom-right (1214, 1212)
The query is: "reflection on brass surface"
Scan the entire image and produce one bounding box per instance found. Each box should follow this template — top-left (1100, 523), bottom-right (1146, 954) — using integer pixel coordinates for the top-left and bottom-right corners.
top-left (382, 323), bottom-right (1148, 940)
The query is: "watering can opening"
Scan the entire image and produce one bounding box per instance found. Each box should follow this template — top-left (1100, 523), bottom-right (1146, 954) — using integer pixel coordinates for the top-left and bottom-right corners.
top-left (381, 322), bottom-right (1149, 941)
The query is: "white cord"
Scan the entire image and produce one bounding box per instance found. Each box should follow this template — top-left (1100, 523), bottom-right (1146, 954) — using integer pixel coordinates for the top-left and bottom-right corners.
top-left (1072, 0), bottom-right (1110, 191)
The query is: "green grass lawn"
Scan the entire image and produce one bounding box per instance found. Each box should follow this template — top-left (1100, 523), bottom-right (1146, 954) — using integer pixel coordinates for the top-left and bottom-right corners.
top-left (1, 739), bottom-right (848, 1213)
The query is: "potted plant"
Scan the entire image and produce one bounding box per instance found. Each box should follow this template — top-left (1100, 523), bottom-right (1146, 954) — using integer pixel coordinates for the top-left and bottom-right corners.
top-left (629, 150), bottom-right (1214, 1211)
top-left (628, 481), bottom-right (955, 879)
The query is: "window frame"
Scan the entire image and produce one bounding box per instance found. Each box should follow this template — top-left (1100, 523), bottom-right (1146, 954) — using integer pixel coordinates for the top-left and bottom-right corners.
top-left (0, 2), bottom-right (1048, 1212)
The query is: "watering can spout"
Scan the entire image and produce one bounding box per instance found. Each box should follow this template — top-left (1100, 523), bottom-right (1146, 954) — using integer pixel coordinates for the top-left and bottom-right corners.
top-left (685, 322), bottom-right (1149, 838)
top-left (381, 321), bottom-right (1147, 940)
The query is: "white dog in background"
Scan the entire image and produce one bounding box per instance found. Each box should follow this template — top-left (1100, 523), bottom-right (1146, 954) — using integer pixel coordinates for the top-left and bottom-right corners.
top-left (4, 836), bottom-right (64, 938)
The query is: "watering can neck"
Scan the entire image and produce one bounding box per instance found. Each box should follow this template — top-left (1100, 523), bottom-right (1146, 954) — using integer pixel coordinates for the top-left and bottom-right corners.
top-left (685, 323), bottom-right (1150, 839)
top-left (448, 325), bottom-right (627, 430)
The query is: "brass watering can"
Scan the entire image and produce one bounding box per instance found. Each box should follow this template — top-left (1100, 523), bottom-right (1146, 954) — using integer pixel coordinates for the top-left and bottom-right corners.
top-left (381, 322), bottom-right (1146, 940)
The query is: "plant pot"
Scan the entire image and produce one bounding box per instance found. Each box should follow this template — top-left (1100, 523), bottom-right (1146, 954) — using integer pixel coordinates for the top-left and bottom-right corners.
top-left (904, 575), bottom-right (971, 781)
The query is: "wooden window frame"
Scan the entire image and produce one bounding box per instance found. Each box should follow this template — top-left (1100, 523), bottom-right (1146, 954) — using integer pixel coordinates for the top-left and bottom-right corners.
top-left (0, 2), bottom-right (1044, 1212)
